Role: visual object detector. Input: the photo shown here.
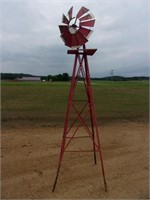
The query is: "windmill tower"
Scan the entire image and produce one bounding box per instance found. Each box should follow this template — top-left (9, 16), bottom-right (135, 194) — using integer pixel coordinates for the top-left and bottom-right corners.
top-left (52, 6), bottom-right (107, 192)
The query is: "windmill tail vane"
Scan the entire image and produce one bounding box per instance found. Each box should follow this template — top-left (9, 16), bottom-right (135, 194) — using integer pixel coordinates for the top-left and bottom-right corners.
top-left (52, 6), bottom-right (107, 193)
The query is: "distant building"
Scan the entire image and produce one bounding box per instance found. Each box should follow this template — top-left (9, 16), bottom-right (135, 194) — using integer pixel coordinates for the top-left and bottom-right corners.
top-left (16, 77), bottom-right (41, 81)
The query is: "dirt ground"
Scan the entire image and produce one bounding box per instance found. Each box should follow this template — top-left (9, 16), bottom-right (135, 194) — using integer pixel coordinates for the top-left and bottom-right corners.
top-left (1, 121), bottom-right (149, 199)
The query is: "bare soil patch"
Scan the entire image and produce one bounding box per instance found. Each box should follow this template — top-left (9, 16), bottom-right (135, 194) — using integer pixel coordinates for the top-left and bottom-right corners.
top-left (1, 121), bottom-right (149, 199)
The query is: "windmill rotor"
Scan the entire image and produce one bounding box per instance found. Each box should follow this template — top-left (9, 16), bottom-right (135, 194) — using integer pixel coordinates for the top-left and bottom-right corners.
top-left (59, 6), bottom-right (95, 48)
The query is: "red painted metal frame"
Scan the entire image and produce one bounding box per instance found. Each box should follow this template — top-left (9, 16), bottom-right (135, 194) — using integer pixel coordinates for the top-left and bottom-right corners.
top-left (52, 45), bottom-right (107, 192)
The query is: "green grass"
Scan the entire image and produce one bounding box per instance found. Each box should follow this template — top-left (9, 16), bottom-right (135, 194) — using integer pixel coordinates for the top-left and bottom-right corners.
top-left (93, 81), bottom-right (149, 121)
top-left (1, 80), bottom-right (149, 128)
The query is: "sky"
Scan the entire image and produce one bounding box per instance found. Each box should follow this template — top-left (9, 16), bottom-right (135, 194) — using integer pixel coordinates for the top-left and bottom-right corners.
top-left (1, 0), bottom-right (150, 77)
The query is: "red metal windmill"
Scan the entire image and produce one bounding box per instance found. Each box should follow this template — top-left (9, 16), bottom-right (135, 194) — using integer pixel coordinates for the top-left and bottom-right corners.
top-left (52, 6), bottom-right (107, 192)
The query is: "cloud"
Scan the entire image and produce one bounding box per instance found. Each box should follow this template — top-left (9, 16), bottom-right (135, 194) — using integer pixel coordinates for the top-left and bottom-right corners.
top-left (1, 0), bottom-right (149, 77)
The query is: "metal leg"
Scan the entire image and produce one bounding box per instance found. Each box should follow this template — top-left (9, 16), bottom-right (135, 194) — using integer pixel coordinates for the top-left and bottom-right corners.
top-left (83, 48), bottom-right (108, 192)
top-left (52, 54), bottom-right (78, 192)
top-left (52, 165), bottom-right (61, 192)
top-left (104, 176), bottom-right (108, 192)
top-left (93, 136), bottom-right (97, 164)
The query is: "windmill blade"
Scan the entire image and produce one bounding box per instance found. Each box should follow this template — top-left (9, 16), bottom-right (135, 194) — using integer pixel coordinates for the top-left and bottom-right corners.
top-left (61, 34), bottom-right (72, 47)
top-left (62, 33), bottom-right (81, 48)
top-left (68, 6), bottom-right (73, 20)
top-left (62, 14), bottom-right (69, 24)
top-left (59, 27), bottom-right (87, 47)
top-left (59, 25), bottom-right (68, 34)
top-left (60, 26), bottom-right (72, 46)
top-left (60, 30), bottom-right (79, 47)
top-left (60, 35), bottom-right (66, 44)
top-left (76, 6), bottom-right (89, 19)
top-left (75, 31), bottom-right (88, 46)
top-left (71, 35), bottom-right (80, 47)
top-left (79, 13), bottom-right (94, 22)
top-left (63, 33), bottom-right (80, 47)
top-left (78, 27), bottom-right (93, 39)
top-left (80, 19), bottom-right (95, 27)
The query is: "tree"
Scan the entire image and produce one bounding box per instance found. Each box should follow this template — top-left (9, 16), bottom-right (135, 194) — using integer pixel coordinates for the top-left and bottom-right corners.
top-left (62, 73), bottom-right (69, 81)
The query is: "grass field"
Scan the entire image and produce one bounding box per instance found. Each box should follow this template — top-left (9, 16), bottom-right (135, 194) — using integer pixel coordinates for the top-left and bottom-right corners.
top-left (1, 80), bottom-right (149, 128)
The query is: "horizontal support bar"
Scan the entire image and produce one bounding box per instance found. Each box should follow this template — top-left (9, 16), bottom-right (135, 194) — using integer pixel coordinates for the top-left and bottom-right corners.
top-left (65, 150), bottom-right (99, 153)
top-left (66, 136), bottom-right (91, 139)
top-left (67, 49), bottom-right (97, 56)
top-left (72, 99), bottom-right (87, 102)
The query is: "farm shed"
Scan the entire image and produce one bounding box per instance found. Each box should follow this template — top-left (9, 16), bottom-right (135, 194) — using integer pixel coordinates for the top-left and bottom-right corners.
top-left (16, 77), bottom-right (41, 81)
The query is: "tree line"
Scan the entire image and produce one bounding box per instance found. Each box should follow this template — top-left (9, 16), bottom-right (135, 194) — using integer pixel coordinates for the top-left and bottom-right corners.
top-left (1, 73), bottom-right (70, 81)
top-left (1, 73), bottom-right (149, 81)
top-left (92, 75), bottom-right (149, 81)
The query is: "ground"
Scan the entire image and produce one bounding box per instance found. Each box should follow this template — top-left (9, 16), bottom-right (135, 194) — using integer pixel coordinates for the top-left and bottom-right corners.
top-left (1, 121), bottom-right (149, 199)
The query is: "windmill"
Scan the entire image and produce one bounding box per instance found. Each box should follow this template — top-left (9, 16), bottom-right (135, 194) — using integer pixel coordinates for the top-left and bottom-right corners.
top-left (52, 6), bottom-right (107, 192)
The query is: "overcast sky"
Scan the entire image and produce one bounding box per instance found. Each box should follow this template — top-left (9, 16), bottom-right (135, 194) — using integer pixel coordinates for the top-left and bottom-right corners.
top-left (1, 0), bottom-right (149, 77)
